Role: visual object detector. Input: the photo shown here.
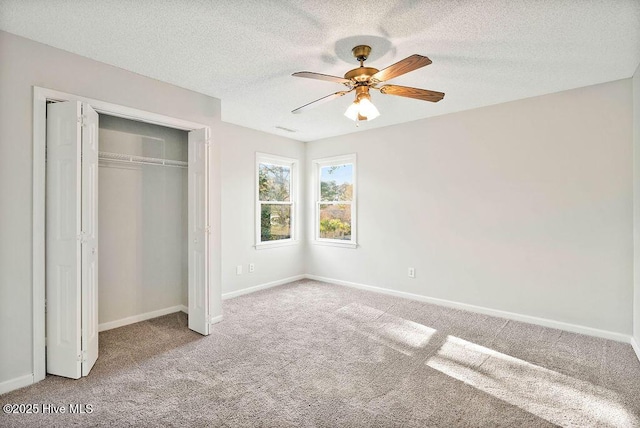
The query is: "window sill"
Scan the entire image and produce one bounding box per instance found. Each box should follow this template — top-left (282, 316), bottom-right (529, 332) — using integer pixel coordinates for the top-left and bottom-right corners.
top-left (312, 240), bottom-right (358, 249)
top-left (254, 240), bottom-right (299, 250)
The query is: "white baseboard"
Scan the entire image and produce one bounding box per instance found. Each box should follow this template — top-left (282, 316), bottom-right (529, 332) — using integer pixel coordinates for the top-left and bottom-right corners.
top-left (631, 337), bottom-right (640, 362)
top-left (0, 374), bottom-right (33, 396)
top-left (98, 305), bottom-right (185, 332)
top-left (222, 274), bottom-right (306, 300)
top-left (182, 305), bottom-right (223, 325)
top-left (305, 274), bottom-right (632, 344)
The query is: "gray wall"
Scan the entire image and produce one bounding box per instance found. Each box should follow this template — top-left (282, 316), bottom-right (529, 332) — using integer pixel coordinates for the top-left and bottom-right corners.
top-left (218, 122), bottom-right (306, 295)
top-left (98, 115), bottom-right (188, 325)
top-left (0, 31), bottom-right (222, 386)
top-left (634, 64), bottom-right (640, 347)
top-left (306, 78), bottom-right (634, 335)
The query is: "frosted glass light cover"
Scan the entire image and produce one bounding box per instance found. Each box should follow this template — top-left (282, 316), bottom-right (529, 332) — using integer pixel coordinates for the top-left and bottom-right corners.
top-left (344, 98), bottom-right (380, 121)
top-left (358, 98), bottom-right (380, 120)
top-left (344, 102), bottom-right (360, 121)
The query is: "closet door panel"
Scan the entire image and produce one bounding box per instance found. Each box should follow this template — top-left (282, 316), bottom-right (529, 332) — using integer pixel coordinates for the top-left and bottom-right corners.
top-left (188, 128), bottom-right (210, 335)
top-left (81, 103), bottom-right (99, 376)
top-left (46, 101), bottom-right (83, 379)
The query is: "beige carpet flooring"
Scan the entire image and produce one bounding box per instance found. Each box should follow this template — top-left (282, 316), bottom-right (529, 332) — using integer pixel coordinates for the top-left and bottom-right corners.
top-left (2, 279), bottom-right (640, 427)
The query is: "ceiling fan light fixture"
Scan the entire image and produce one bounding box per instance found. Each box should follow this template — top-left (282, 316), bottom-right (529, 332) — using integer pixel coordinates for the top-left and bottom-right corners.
top-left (344, 97), bottom-right (380, 122)
top-left (345, 86), bottom-right (380, 122)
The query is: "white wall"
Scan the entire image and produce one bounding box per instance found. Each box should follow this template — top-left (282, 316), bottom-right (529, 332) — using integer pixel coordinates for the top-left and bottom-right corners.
top-left (0, 31), bottom-right (222, 388)
top-left (633, 64), bottom-right (640, 348)
top-left (219, 122), bottom-right (306, 295)
top-left (98, 115), bottom-right (188, 325)
top-left (306, 79), bottom-right (634, 335)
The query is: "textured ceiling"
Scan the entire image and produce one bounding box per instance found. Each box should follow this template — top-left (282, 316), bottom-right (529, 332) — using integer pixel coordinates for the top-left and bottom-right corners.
top-left (1, 0), bottom-right (639, 142)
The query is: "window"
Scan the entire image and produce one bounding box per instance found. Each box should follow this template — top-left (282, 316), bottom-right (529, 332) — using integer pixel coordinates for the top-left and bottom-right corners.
top-left (313, 154), bottom-right (357, 248)
top-left (256, 153), bottom-right (298, 247)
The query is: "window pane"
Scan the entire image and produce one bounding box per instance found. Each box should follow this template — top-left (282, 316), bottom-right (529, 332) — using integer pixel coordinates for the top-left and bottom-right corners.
top-left (320, 164), bottom-right (353, 202)
top-left (261, 204), bottom-right (291, 241)
top-left (319, 204), bottom-right (351, 240)
top-left (259, 163), bottom-right (290, 201)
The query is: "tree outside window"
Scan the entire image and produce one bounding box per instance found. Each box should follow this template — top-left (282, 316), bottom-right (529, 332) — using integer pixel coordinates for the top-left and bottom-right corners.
top-left (314, 155), bottom-right (356, 246)
top-left (256, 154), bottom-right (297, 246)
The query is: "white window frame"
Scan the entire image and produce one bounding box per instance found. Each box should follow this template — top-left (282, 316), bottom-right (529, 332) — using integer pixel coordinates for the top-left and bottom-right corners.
top-left (255, 152), bottom-right (299, 249)
top-left (313, 154), bottom-right (357, 249)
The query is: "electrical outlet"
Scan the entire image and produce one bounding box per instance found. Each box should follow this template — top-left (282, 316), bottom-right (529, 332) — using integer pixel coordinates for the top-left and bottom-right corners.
top-left (236, 265), bottom-right (243, 275)
top-left (408, 267), bottom-right (415, 278)
top-left (249, 263), bottom-right (255, 273)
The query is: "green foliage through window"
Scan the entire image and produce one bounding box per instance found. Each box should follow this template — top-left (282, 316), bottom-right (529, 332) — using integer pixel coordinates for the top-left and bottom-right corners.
top-left (258, 160), bottom-right (293, 242)
top-left (261, 204), bottom-right (291, 241)
top-left (259, 164), bottom-right (290, 202)
top-left (319, 204), bottom-right (351, 240)
top-left (320, 164), bottom-right (353, 202)
top-left (318, 163), bottom-right (353, 241)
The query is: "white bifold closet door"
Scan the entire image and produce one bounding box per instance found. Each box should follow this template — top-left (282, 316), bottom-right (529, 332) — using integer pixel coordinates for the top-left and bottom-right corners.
top-left (46, 101), bottom-right (99, 379)
top-left (188, 128), bottom-right (210, 335)
top-left (46, 102), bottom-right (211, 379)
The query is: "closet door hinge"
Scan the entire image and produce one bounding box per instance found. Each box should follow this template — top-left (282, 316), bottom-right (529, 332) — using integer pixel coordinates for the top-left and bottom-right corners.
top-left (205, 226), bottom-right (211, 234)
top-left (77, 233), bottom-right (88, 243)
top-left (77, 115), bottom-right (86, 127)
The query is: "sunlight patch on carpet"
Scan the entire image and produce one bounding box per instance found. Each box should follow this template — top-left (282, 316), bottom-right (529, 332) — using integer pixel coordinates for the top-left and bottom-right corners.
top-left (336, 303), bottom-right (436, 355)
top-left (379, 318), bottom-right (435, 349)
top-left (427, 335), bottom-right (637, 428)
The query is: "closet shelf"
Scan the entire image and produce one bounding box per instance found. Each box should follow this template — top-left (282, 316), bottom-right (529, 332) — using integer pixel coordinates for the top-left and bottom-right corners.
top-left (98, 151), bottom-right (188, 168)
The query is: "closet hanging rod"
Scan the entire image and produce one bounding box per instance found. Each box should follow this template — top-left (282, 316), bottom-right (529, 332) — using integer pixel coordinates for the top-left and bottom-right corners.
top-left (98, 151), bottom-right (188, 168)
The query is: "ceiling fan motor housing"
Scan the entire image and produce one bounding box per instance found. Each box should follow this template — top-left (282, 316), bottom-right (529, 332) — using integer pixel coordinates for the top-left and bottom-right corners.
top-left (344, 67), bottom-right (379, 82)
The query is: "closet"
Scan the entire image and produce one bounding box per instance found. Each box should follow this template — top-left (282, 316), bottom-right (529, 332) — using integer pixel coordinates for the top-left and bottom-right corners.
top-left (45, 100), bottom-right (211, 380)
top-left (98, 115), bottom-right (188, 329)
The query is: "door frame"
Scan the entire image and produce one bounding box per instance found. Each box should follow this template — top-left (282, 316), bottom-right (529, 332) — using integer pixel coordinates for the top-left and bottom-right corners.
top-left (32, 86), bottom-right (214, 383)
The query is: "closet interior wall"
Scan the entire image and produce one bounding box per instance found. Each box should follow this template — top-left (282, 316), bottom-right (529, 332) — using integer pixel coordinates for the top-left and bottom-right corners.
top-left (98, 115), bottom-right (188, 327)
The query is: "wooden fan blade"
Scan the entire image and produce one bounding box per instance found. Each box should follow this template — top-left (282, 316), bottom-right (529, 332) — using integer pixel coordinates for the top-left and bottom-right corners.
top-left (292, 71), bottom-right (351, 84)
top-left (292, 90), bottom-right (352, 114)
top-left (379, 85), bottom-right (444, 102)
top-left (371, 55), bottom-right (432, 83)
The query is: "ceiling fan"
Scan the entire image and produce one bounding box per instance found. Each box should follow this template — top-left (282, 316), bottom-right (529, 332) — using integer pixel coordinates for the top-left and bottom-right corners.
top-left (292, 45), bottom-right (444, 122)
